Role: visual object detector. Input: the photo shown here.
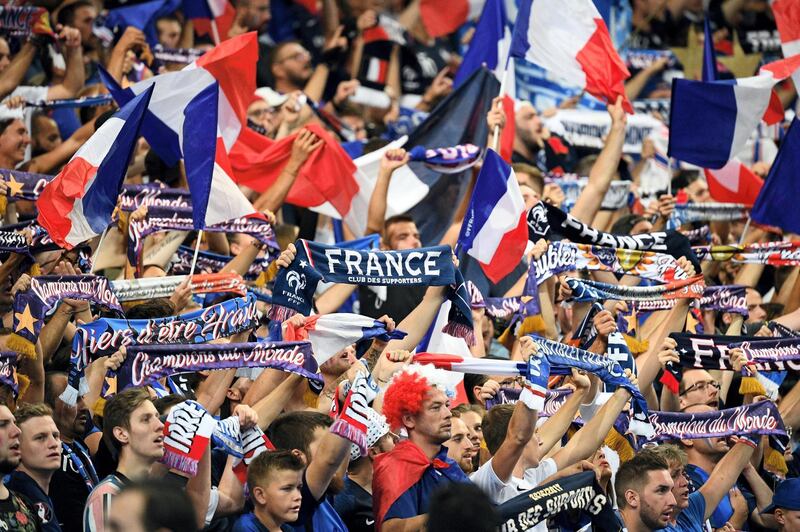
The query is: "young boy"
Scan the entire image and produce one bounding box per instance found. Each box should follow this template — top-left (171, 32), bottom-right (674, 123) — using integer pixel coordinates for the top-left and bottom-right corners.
top-left (233, 450), bottom-right (305, 532)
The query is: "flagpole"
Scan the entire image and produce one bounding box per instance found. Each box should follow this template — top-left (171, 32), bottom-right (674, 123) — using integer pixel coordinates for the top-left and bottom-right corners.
top-left (89, 227), bottom-right (109, 275)
top-left (739, 216), bottom-right (751, 245)
top-left (210, 20), bottom-right (221, 46)
top-left (188, 229), bottom-right (204, 279)
top-left (492, 58), bottom-right (511, 152)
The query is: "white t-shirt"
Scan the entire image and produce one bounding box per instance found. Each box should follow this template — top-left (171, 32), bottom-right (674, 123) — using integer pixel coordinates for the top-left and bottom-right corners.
top-left (470, 457), bottom-right (558, 532)
top-left (10, 85), bottom-right (48, 103)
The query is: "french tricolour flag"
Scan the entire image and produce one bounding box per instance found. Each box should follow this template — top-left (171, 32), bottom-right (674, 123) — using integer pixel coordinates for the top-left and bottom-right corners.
top-left (457, 149), bottom-right (527, 283)
top-left (454, 0), bottom-right (515, 161)
top-left (37, 87), bottom-right (154, 249)
top-left (283, 313), bottom-right (405, 366)
top-left (101, 33), bottom-right (258, 228)
top-left (510, 0), bottom-right (632, 113)
top-left (182, 0), bottom-right (236, 44)
top-left (669, 54), bottom-right (800, 169)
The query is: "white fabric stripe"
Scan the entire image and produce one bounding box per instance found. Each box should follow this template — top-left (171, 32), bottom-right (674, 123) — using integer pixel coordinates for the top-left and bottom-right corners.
top-left (468, 169), bottom-right (525, 263)
top-left (309, 314), bottom-right (376, 365)
top-left (707, 159), bottom-right (742, 192)
top-left (367, 58), bottom-right (381, 81)
top-left (65, 195), bottom-right (100, 246)
top-left (468, 0), bottom-right (485, 19)
top-left (730, 81), bottom-right (773, 160)
top-left (71, 117), bottom-right (125, 167)
top-left (525, 0), bottom-right (594, 88)
top-left (204, 156), bottom-right (256, 227)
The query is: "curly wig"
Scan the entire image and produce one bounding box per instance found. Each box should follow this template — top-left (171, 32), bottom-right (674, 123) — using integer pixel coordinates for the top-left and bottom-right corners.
top-left (382, 364), bottom-right (453, 430)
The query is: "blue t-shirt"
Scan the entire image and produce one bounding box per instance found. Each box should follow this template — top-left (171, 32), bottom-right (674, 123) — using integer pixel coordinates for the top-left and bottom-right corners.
top-left (285, 471), bottom-right (347, 532)
top-left (5, 471), bottom-right (60, 532)
top-left (662, 491), bottom-right (707, 532)
top-left (685, 464), bottom-right (732, 528)
top-left (232, 512), bottom-right (293, 532)
top-left (383, 447), bottom-right (470, 523)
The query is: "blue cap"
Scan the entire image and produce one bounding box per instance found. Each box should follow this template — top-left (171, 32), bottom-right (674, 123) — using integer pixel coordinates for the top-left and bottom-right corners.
top-left (762, 478), bottom-right (800, 514)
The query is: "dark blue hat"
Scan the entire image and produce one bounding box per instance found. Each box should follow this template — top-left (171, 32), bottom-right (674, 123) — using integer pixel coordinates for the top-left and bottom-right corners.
top-left (762, 478), bottom-right (800, 514)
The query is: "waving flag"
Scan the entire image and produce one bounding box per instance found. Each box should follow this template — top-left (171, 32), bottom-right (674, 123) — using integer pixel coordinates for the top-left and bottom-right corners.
top-left (702, 18), bottom-right (719, 82)
top-left (510, 0), bottom-right (632, 113)
top-left (669, 54), bottom-right (800, 169)
top-left (751, 117), bottom-right (800, 233)
top-left (419, 0), bottom-right (484, 37)
top-left (457, 149), bottom-right (527, 283)
top-left (283, 313), bottom-right (406, 366)
top-left (37, 87), bottom-right (154, 249)
top-left (101, 32), bottom-right (257, 166)
top-left (101, 33), bottom-right (258, 227)
top-left (454, 0), bottom-right (515, 160)
top-left (181, 0), bottom-right (235, 43)
top-left (703, 159), bottom-right (763, 206)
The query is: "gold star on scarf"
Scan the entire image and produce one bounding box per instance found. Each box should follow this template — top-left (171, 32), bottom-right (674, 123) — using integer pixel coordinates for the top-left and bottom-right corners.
top-left (623, 311), bottom-right (638, 335)
top-left (671, 26), bottom-right (762, 81)
top-left (671, 25), bottom-right (705, 80)
top-left (717, 34), bottom-right (762, 79)
top-left (685, 311), bottom-right (700, 333)
top-left (5, 176), bottom-right (24, 197)
top-left (14, 304), bottom-right (38, 335)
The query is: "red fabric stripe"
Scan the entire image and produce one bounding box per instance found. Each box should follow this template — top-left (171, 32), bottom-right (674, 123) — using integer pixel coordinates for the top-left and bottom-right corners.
top-left (363, 26), bottom-right (389, 44)
top-left (773, 0), bottom-right (800, 44)
top-left (196, 33), bottom-right (258, 126)
top-left (763, 90), bottom-right (785, 125)
top-left (477, 212), bottom-right (528, 284)
top-left (419, 0), bottom-right (469, 37)
top-left (499, 94), bottom-right (515, 163)
top-left (704, 165), bottom-right (763, 206)
top-left (36, 157), bottom-right (96, 249)
top-left (575, 18), bottom-right (633, 113)
top-left (659, 370), bottom-right (680, 395)
top-left (229, 125), bottom-right (359, 216)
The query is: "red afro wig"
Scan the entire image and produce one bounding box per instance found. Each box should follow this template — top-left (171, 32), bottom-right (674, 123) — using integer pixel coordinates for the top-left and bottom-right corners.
top-left (382, 370), bottom-right (432, 430)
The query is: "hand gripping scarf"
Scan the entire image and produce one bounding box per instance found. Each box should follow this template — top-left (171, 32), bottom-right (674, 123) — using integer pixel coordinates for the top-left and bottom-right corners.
top-left (118, 184), bottom-right (192, 211)
top-left (730, 337), bottom-right (800, 395)
top-left (629, 285), bottom-right (748, 315)
top-left (533, 241), bottom-right (689, 285)
top-left (565, 275), bottom-right (706, 303)
top-left (527, 201), bottom-right (701, 272)
top-left (496, 471), bottom-right (622, 532)
top-left (160, 400), bottom-right (216, 476)
top-left (693, 241), bottom-right (800, 266)
top-left (660, 333), bottom-right (744, 394)
top-left (11, 275), bottom-right (124, 358)
top-left (271, 239), bottom-right (474, 343)
top-left (60, 294), bottom-right (259, 405)
top-left (212, 416), bottom-right (276, 483)
top-left (127, 207), bottom-right (279, 273)
top-left (0, 7), bottom-right (55, 39)
top-left (484, 296), bottom-right (540, 320)
top-left (0, 353), bottom-right (20, 398)
top-left (407, 143), bottom-right (481, 173)
top-left (646, 400), bottom-right (790, 454)
top-left (110, 273), bottom-right (247, 301)
top-left (548, 176), bottom-right (631, 212)
top-left (116, 341), bottom-right (322, 390)
top-left (682, 225), bottom-right (712, 245)
top-left (413, 336), bottom-right (653, 437)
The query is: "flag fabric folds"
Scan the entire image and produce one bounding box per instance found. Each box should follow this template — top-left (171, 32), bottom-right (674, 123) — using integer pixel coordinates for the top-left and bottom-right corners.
top-left (668, 54), bottom-right (800, 169)
top-left (703, 159), bottom-right (763, 206)
top-left (37, 87), bottom-right (154, 249)
top-left (510, 0), bottom-right (632, 112)
top-left (457, 149), bottom-right (527, 283)
top-left (751, 117), bottom-right (800, 233)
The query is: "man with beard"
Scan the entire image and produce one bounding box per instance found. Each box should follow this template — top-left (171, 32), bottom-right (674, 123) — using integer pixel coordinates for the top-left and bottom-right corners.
top-left (83, 388), bottom-right (165, 532)
top-left (512, 102), bottom-right (577, 174)
top-left (644, 441), bottom-right (768, 531)
top-left (45, 371), bottom-right (100, 532)
top-left (444, 416), bottom-right (475, 474)
top-left (0, 404), bottom-right (41, 530)
top-left (6, 403), bottom-right (62, 531)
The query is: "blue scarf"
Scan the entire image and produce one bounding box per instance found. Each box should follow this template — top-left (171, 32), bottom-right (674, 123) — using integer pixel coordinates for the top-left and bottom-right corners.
top-left (530, 335), bottom-right (653, 437)
top-left (61, 294), bottom-right (259, 405)
top-left (271, 239), bottom-right (474, 343)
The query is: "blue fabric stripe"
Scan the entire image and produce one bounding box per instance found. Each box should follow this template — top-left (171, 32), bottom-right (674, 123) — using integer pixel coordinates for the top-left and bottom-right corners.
top-left (668, 78), bottom-right (738, 168)
top-left (751, 117), bottom-right (800, 233)
top-left (455, 0), bottom-right (506, 87)
top-left (182, 82), bottom-right (219, 229)
top-left (83, 86), bottom-right (153, 234)
top-left (457, 149), bottom-right (512, 253)
top-left (509, 0), bottom-right (533, 59)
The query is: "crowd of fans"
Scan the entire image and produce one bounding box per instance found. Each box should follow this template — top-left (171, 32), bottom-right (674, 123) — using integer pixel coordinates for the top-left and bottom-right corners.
top-left (0, 0), bottom-right (798, 531)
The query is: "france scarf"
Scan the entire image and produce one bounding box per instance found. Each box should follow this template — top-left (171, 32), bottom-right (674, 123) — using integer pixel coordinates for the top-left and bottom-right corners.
top-left (271, 239), bottom-right (474, 343)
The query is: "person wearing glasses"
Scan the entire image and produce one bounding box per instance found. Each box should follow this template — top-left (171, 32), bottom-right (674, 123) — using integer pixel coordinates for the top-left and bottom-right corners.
top-left (678, 371), bottom-right (721, 410)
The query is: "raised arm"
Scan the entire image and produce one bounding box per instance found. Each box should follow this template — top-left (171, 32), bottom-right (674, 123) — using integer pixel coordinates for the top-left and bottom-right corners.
top-left (697, 441), bottom-right (756, 520)
top-left (366, 148), bottom-right (410, 236)
top-left (46, 26), bottom-right (84, 100)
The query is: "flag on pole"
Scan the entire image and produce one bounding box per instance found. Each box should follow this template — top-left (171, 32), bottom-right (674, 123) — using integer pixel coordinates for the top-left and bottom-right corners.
top-left (510, 0), bottom-right (632, 112)
top-left (37, 86), bottom-right (154, 249)
top-left (668, 54), bottom-right (800, 168)
top-left (457, 149), bottom-right (527, 283)
top-left (702, 18), bottom-right (719, 82)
